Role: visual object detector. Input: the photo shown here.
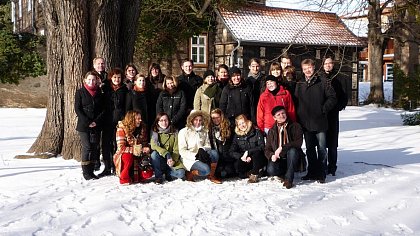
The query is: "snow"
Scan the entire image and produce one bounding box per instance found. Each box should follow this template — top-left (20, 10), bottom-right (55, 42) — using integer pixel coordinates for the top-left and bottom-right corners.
top-left (1, 93), bottom-right (420, 235)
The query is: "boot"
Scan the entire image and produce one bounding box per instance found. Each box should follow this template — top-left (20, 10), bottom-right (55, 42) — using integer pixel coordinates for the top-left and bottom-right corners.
top-left (82, 164), bottom-right (94, 180)
top-left (89, 163), bottom-right (99, 179)
top-left (208, 163), bottom-right (222, 184)
top-left (98, 159), bottom-right (112, 177)
top-left (185, 170), bottom-right (199, 182)
top-left (248, 174), bottom-right (259, 183)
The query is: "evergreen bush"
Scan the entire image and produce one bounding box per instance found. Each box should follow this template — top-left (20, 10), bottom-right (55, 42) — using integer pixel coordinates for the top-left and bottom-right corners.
top-left (401, 112), bottom-right (420, 126)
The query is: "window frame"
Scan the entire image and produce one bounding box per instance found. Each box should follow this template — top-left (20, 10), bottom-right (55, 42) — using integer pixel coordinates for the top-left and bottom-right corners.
top-left (190, 34), bottom-right (208, 67)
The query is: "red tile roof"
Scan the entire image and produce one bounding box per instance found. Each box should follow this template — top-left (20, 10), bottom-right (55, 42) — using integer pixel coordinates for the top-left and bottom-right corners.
top-left (217, 4), bottom-right (365, 47)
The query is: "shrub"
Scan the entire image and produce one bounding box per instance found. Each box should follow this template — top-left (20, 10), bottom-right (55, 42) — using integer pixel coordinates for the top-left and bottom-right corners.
top-left (401, 112), bottom-right (420, 126)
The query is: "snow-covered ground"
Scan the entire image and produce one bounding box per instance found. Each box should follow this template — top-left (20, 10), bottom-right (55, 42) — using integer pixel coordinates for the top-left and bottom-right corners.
top-left (1, 81), bottom-right (420, 235)
top-left (1, 105), bottom-right (419, 235)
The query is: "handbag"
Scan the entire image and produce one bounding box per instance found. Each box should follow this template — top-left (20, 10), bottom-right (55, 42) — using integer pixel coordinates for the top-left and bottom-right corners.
top-left (133, 144), bottom-right (142, 156)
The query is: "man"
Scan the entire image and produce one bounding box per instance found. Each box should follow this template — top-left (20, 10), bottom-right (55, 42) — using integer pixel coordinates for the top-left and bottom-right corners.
top-left (322, 56), bottom-right (348, 176)
top-left (265, 106), bottom-right (304, 189)
top-left (93, 57), bottom-right (108, 87)
top-left (295, 59), bottom-right (336, 183)
top-left (280, 55), bottom-right (292, 71)
top-left (246, 58), bottom-right (265, 112)
top-left (177, 59), bottom-right (203, 110)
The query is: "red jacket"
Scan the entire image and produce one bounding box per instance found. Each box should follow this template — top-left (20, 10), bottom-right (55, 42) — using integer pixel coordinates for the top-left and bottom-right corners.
top-left (257, 86), bottom-right (296, 131)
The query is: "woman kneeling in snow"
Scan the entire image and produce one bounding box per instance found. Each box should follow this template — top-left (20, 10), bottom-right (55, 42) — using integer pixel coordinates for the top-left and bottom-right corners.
top-left (150, 113), bottom-right (186, 184)
top-left (178, 110), bottom-right (221, 184)
top-left (113, 110), bottom-right (150, 185)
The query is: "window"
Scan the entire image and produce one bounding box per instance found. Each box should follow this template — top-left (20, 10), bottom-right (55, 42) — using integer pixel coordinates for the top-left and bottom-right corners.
top-left (190, 35), bottom-right (207, 65)
top-left (385, 63), bottom-right (393, 81)
top-left (28, 0), bottom-right (32, 12)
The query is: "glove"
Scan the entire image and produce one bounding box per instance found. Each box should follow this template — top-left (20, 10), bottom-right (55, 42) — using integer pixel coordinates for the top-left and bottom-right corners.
top-left (195, 148), bottom-right (211, 166)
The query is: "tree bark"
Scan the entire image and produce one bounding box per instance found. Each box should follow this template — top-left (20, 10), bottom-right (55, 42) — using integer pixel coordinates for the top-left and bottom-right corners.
top-left (367, 0), bottom-right (385, 104)
top-left (28, 0), bottom-right (64, 156)
top-left (27, 0), bottom-right (141, 161)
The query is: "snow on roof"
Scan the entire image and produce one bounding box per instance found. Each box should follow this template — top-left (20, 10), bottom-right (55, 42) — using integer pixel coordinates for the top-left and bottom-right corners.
top-left (218, 4), bottom-right (365, 47)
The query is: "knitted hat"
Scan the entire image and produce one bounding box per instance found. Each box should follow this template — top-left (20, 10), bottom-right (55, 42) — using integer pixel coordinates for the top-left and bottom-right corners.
top-left (229, 66), bottom-right (241, 77)
top-left (265, 75), bottom-right (278, 83)
top-left (203, 70), bottom-right (215, 79)
top-left (271, 105), bottom-right (286, 116)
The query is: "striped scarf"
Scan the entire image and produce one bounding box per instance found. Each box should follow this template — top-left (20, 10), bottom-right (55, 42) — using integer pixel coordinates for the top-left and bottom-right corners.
top-left (277, 122), bottom-right (288, 147)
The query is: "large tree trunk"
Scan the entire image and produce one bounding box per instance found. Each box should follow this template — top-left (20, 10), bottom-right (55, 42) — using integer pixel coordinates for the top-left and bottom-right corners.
top-left (367, 0), bottom-right (385, 104)
top-left (27, 0), bottom-right (140, 161)
top-left (28, 0), bottom-right (64, 156)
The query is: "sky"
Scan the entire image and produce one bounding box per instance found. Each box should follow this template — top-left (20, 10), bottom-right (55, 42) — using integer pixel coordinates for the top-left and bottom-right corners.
top-left (1, 83), bottom-right (420, 235)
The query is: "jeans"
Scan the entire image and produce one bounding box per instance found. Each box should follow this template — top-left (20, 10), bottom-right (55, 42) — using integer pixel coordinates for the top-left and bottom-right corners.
top-left (304, 131), bottom-right (327, 178)
top-left (78, 131), bottom-right (100, 165)
top-left (190, 149), bottom-right (219, 176)
top-left (267, 148), bottom-right (299, 182)
top-left (150, 151), bottom-right (185, 179)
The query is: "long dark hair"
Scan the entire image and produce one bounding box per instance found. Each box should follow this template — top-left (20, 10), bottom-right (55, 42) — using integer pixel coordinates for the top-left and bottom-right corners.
top-left (152, 112), bottom-right (177, 133)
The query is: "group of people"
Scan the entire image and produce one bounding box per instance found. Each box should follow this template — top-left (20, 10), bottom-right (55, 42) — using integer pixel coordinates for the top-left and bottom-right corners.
top-left (75, 55), bottom-right (347, 188)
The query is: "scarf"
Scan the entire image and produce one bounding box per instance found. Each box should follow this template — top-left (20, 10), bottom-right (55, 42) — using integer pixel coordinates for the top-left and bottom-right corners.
top-left (133, 85), bottom-right (145, 92)
top-left (269, 86), bottom-right (280, 96)
top-left (277, 122), bottom-right (289, 147)
top-left (111, 83), bottom-right (121, 91)
top-left (203, 83), bottom-right (219, 99)
top-left (151, 126), bottom-right (171, 146)
top-left (84, 84), bottom-right (97, 97)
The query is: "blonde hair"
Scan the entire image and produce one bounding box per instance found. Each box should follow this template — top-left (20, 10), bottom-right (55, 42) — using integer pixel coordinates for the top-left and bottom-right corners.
top-left (163, 76), bottom-right (178, 90)
top-left (210, 108), bottom-right (231, 141)
top-left (122, 110), bottom-right (141, 136)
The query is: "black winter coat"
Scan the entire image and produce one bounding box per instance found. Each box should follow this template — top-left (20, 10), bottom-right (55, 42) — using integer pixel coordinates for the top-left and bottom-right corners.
top-left (177, 72), bottom-right (203, 110)
top-left (220, 82), bottom-right (255, 123)
top-left (295, 74), bottom-right (337, 132)
top-left (156, 89), bottom-right (187, 129)
top-left (230, 127), bottom-right (265, 160)
top-left (209, 127), bottom-right (233, 163)
top-left (126, 89), bottom-right (155, 131)
top-left (322, 69), bottom-right (348, 148)
top-left (103, 85), bottom-right (128, 125)
top-left (75, 86), bottom-right (105, 132)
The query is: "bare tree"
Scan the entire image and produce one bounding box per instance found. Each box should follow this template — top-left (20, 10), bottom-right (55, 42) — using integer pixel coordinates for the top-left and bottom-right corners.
top-left (27, 0), bottom-right (141, 160)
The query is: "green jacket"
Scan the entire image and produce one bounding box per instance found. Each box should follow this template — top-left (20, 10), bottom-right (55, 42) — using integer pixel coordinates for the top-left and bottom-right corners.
top-left (150, 131), bottom-right (185, 170)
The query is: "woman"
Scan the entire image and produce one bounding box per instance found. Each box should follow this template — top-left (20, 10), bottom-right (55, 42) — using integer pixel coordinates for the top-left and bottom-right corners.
top-left (147, 63), bottom-right (165, 92)
top-left (156, 76), bottom-right (187, 130)
top-left (216, 64), bottom-right (230, 89)
top-left (124, 64), bottom-right (138, 90)
top-left (114, 110), bottom-right (150, 185)
top-left (209, 108), bottom-right (235, 178)
top-left (75, 71), bottom-right (105, 180)
top-left (257, 75), bottom-right (296, 134)
top-left (230, 115), bottom-right (266, 183)
top-left (150, 113), bottom-right (185, 184)
top-left (220, 66), bottom-right (255, 126)
top-left (99, 68), bottom-right (128, 177)
top-left (269, 62), bottom-right (282, 81)
top-left (126, 74), bottom-right (155, 136)
top-left (178, 110), bottom-right (221, 184)
top-left (193, 70), bottom-right (222, 114)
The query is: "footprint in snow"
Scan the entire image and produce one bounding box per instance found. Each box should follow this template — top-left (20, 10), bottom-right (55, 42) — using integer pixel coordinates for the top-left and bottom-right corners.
top-left (393, 223), bottom-right (414, 234)
top-left (388, 200), bottom-right (407, 211)
top-left (81, 217), bottom-right (95, 228)
top-left (330, 215), bottom-right (350, 226)
top-left (352, 210), bottom-right (369, 221)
